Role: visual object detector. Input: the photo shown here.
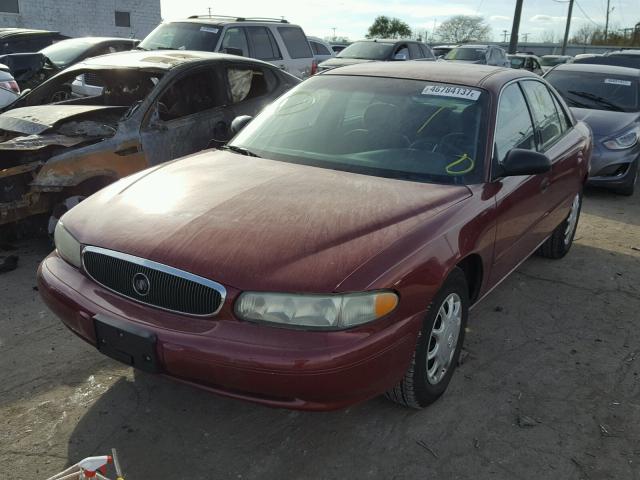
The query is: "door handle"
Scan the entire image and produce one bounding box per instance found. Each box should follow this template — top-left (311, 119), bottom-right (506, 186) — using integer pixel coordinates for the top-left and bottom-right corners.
top-left (540, 178), bottom-right (550, 192)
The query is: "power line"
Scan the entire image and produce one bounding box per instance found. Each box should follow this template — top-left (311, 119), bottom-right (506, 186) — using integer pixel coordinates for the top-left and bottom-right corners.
top-left (574, 1), bottom-right (600, 26)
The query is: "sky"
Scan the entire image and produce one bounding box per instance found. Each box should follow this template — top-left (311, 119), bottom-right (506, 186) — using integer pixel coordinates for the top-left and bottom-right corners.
top-left (159, 0), bottom-right (636, 43)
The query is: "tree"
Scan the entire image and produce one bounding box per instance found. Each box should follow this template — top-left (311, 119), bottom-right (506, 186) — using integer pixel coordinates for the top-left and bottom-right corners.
top-left (366, 16), bottom-right (412, 39)
top-left (435, 15), bottom-right (492, 43)
top-left (571, 23), bottom-right (601, 45)
top-left (540, 30), bottom-right (557, 43)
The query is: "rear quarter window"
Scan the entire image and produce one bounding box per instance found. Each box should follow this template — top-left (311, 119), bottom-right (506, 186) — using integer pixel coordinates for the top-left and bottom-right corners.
top-left (277, 27), bottom-right (312, 59)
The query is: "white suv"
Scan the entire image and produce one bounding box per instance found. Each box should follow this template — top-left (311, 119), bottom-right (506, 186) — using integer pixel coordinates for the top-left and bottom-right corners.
top-left (137, 16), bottom-right (316, 79)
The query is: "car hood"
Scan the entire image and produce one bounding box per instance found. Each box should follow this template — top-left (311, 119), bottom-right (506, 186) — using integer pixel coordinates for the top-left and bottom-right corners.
top-left (446, 59), bottom-right (484, 64)
top-left (65, 151), bottom-right (472, 293)
top-left (0, 105), bottom-right (125, 135)
top-left (570, 108), bottom-right (639, 136)
top-left (319, 57), bottom-right (377, 69)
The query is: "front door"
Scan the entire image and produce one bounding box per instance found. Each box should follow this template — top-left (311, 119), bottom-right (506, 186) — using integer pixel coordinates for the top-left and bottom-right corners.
top-left (489, 81), bottom-right (552, 284)
top-left (140, 66), bottom-right (232, 165)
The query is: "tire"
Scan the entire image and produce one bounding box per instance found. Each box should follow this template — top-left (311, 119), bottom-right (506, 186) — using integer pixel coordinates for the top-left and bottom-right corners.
top-left (538, 191), bottom-right (582, 259)
top-left (613, 160), bottom-right (637, 196)
top-left (386, 267), bottom-right (469, 409)
top-left (47, 195), bottom-right (86, 237)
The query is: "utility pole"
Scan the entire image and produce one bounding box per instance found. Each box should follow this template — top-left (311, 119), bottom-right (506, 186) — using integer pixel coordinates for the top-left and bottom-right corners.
top-left (522, 32), bottom-right (530, 42)
top-left (508, 0), bottom-right (524, 53)
top-left (561, 0), bottom-right (575, 55)
top-left (502, 30), bottom-right (509, 42)
top-left (604, 0), bottom-right (612, 42)
top-left (208, 7), bottom-right (212, 17)
top-left (332, 27), bottom-right (336, 41)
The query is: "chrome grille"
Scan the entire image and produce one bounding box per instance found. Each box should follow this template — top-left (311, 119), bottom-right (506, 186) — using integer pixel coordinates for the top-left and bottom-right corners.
top-left (82, 246), bottom-right (226, 316)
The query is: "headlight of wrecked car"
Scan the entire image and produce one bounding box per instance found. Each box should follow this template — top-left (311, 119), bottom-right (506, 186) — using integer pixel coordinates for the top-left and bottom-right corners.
top-left (603, 127), bottom-right (639, 150)
top-left (54, 220), bottom-right (82, 268)
top-left (235, 291), bottom-right (399, 329)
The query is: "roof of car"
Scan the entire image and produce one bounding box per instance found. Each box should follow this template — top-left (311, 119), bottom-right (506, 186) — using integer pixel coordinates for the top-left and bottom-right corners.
top-left (0, 28), bottom-right (62, 39)
top-left (48, 37), bottom-right (138, 46)
top-left (552, 63), bottom-right (640, 76)
top-left (455, 44), bottom-right (492, 49)
top-left (609, 49), bottom-right (640, 56)
top-left (166, 16), bottom-right (295, 27)
top-left (353, 39), bottom-right (420, 44)
top-left (73, 49), bottom-right (270, 70)
top-left (323, 61), bottom-right (536, 88)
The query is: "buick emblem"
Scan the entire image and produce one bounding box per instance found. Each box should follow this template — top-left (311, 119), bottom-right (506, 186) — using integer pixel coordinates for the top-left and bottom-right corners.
top-left (132, 272), bottom-right (151, 296)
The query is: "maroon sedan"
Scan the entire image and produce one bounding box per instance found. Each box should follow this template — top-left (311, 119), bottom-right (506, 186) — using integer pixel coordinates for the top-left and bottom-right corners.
top-left (38, 62), bottom-right (591, 410)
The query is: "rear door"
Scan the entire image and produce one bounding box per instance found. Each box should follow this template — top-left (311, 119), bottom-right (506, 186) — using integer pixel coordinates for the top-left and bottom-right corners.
top-left (489, 81), bottom-right (551, 283)
top-left (520, 79), bottom-right (585, 232)
top-left (139, 66), bottom-right (233, 164)
top-left (245, 26), bottom-right (284, 65)
top-left (275, 26), bottom-right (313, 79)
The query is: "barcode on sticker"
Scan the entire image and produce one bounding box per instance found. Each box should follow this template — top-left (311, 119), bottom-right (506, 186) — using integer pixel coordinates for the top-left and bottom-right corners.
top-left (200, 27), bottom-right (219, 34)
top-left (422, 85), bottom-right (481, 101)
top-left (604, 78), bottom-right (631, 86)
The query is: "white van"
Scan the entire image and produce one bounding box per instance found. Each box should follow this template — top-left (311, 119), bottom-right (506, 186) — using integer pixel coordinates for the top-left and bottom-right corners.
top-left (137, 16), bottom-right (316, 79)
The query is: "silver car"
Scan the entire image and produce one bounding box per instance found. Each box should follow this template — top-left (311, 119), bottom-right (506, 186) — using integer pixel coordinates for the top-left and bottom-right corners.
top-left (0, 63), bottom-right (19, 108)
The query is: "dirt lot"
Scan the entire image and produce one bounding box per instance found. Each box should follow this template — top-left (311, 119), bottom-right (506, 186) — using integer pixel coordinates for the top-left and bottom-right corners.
top-left (1, 187), bottom-right (639, 480)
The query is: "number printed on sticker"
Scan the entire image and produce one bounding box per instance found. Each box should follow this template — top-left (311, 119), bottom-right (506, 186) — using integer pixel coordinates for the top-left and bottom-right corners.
top-left (422, 84), bottom-right (481, 101)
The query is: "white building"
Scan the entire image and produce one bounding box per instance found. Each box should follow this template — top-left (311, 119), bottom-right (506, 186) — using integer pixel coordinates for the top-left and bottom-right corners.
top-left (0, 0), bottom-right (161, 39)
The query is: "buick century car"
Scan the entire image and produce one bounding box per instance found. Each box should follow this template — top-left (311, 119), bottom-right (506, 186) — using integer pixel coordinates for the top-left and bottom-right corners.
top-left (0, 50), bottom-right (299, 232)
top-left (39, 63), bottom-right (591, 410)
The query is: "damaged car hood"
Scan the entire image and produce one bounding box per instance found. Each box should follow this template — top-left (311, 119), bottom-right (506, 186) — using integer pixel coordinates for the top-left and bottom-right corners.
top-left (0, 105), bottom-right (125, 135)
top-left (64, 151), bottom-right (471, 293)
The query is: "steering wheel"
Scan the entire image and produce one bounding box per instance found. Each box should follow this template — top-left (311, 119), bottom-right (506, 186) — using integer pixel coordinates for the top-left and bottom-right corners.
top-left (436, 133), bottom-right (470, 158)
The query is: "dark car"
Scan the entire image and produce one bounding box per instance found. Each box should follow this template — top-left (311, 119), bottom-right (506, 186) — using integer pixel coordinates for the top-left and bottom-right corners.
top-left (545, 63), bottom-right (639, 195)
top-left (508, 54), bottom-right (543, 75)
top-left (572, 49), bottom-right (640, 69)
top-left (39, 62), bottom-right (590, 411)
top-left (431, 44), bottom-right (457, 58)
top-left (317, 39), bottom-right (434, 71)
top-left (0, 50), bottom-right (299, 232)
top-left (0, 37), bottom-right (139, 91)
top-left (0, 28), bottom-right (68, 55)
top-left (444, 44), bottom-right (510, 67)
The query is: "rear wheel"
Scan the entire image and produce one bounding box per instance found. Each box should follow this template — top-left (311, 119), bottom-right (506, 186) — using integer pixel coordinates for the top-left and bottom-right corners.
top-left (538, 191), bottom-right (582, 259)
top-left (386, 267), bottom-right (469, 408)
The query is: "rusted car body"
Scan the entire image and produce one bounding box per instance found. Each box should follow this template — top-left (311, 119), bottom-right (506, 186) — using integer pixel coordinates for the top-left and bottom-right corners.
top-left (0, 50), bottom-right (299, 229)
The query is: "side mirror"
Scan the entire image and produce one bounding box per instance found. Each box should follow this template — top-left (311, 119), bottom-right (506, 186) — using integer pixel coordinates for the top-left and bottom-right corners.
top-left (230, 115), bottom-right (253, 136)
top-left (222, 47), bottom-right (244, 56)
top-left (497, 149), bottom-right (551, 177)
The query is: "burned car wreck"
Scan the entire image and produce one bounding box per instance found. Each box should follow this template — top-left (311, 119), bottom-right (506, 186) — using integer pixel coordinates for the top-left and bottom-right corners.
top-left (0, 50), bottom-right (299, 232)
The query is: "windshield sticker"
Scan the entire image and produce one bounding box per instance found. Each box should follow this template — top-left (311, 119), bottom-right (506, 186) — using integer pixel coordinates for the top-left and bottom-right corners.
top-left (604, 78), bottom-right (631, 86)
top-left (422, 85), bottom-right (481, 101)
top-left (200, 27), bottom-right (219, 34)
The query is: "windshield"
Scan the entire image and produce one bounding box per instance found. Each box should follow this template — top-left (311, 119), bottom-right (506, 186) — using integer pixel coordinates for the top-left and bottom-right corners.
top-left (336, 42), bottom-right (394, 60)
top-left (40, 39), bottom-right (95, 68)
top-left (545, 70), bottom-right (639, 112)
top-left (230, 76), bottom-right (489, 185)
top-left (138, 22), bottom-right (221, 51)
top-left (540, 56), bottom-right (568, 67)
top-left (445, 48), bottom-right (485, 61)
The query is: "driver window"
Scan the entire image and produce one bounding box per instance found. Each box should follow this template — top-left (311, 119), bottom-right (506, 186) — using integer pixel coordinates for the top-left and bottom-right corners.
top-left (394, 45), bottom-right (409, 60)
top-left (157, 69), bottom-right (223, 121)
top-left (495, 83), bottom-right (536, 164)
top-left (221, 27), bottom-right (249, 56)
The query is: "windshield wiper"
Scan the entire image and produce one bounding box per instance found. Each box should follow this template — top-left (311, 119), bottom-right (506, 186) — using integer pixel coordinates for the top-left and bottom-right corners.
top-left (567, 90), bottom-right (624, 111)
top-left (222, 145), bottom-right (260, 157)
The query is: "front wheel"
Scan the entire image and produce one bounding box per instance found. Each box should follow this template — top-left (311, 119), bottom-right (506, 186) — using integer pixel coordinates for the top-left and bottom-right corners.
top-left (538, 191), bottom-right (582, 259)
top-left (386, 267), bottom-right (469, 409)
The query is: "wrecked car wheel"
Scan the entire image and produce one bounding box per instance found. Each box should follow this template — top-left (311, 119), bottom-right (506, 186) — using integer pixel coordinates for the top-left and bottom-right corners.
top-left (48, 196), bottom-right (85, 236)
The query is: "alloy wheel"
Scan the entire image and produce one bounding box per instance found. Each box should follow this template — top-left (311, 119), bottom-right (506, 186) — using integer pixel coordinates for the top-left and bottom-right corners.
top-left (564, 193), bottom-right (581, 246)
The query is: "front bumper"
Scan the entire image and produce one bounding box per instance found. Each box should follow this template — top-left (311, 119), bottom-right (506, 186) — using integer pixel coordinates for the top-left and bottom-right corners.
top-left (587, 142), bottom-right (639, 188)
top-left (38, 253), bottom-right (421, 411)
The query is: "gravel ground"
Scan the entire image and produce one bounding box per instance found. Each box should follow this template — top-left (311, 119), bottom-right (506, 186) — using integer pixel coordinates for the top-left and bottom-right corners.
top-left (1, 187), bottom-right (638, 480)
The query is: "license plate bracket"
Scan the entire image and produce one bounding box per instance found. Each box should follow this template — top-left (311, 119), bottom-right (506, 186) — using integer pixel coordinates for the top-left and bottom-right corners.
top-left (93, 314), bottom-right (160, 373)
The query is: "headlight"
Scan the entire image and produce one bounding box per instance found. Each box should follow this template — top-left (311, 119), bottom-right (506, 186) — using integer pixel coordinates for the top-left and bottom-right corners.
top-left (54, 220), bottom-right (82, 268)
top-left (603, 128), bottom-right (639, 150)
top-left (235, 291), bottom-right (399, 329)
